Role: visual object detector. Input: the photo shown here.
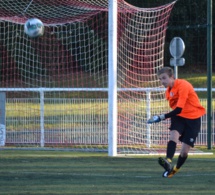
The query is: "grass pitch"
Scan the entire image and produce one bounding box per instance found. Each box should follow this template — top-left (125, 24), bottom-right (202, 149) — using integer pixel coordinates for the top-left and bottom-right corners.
top-left (0, 148), bottom-right (215, 195)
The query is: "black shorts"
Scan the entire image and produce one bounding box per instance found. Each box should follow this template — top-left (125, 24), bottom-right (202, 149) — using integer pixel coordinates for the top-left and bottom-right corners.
top-left (169, 115), bottom-right (201, 147)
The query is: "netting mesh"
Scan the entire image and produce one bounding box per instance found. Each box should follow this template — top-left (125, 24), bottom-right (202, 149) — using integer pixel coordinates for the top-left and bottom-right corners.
top-left (116, 2), bottom-right (176, 153)
top-left (0, 1), bottom-right (109, 90)
top-left (0, 0), bottom-right (176, 154)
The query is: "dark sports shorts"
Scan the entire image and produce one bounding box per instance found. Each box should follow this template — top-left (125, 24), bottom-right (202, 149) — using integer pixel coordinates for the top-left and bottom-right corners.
top-left (169, 115), bottom-right (201, 147)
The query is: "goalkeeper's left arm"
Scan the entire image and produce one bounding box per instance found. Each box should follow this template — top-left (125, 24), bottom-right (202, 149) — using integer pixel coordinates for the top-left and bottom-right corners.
top-left (147, 107), bottom-right (182, 124)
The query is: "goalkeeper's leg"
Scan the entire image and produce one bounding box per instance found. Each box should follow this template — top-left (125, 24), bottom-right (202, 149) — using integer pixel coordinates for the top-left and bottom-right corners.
top-left (166, 143), bottom-right (190, 178)
top-left (167, 117), bottom-right (201, 177)
top-left (158, 130), bottom-right (179, 171)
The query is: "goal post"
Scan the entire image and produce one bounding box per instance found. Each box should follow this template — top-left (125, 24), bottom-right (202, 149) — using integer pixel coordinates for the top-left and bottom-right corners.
top-left (108, 0), bottom-right (118, 156)
top-left (0, 0), bottom-right (177, 154)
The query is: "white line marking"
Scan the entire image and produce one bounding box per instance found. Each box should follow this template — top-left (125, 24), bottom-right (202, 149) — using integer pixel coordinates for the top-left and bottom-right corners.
top-left (1, 171), bottom-right (215, 179)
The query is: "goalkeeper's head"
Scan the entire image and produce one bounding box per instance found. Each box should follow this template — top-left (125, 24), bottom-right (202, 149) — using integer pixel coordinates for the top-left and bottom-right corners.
top-left (157, 67), bottom-right (175, 88)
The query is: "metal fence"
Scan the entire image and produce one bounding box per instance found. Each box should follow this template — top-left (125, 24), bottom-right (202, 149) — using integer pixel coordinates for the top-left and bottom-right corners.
top-left (4, 96), bottom-right (215, 148)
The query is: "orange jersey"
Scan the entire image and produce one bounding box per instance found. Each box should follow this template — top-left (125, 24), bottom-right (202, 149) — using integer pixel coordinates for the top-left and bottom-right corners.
top-left (165, 79), bottom-right (206, 119)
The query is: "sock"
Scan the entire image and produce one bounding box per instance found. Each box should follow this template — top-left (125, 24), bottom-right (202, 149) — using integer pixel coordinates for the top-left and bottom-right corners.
top-left (166, 140), bottom-right (177, 161)
top-left (176, 155), bottom-right (187, 169)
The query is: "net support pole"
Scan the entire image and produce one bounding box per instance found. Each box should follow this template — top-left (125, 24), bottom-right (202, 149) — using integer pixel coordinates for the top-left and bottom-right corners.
top-left (108, 0), bottom-right (118, 156)
top-left (40, 89), bottom-right (45, 147)
top-left (207, 0), bottom-right (213, 149)
top-left (0, 92), bottom-right (6, 146)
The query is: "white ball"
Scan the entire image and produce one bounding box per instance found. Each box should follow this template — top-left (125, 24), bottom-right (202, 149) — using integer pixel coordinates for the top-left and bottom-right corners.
top-left (24, 18), bottom-right (44, 38)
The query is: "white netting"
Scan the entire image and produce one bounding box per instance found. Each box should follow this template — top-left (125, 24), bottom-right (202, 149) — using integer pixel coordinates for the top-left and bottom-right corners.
top-left (0, 0), bottom-right (176, 154)
top-left (116, 2), bottom-right (176, 154)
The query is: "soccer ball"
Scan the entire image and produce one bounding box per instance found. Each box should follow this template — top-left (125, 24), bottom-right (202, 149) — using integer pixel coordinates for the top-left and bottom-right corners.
top-left (24, 18), bottom-right (44, 38)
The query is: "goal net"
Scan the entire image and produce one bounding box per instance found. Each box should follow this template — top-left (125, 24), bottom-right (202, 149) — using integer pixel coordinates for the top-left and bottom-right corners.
top-left (0, 0), bottom-right (176, 154)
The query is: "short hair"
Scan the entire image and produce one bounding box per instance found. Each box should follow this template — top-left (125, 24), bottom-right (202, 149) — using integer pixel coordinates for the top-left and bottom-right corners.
top-left (157, 67), bottom-right (174, 77)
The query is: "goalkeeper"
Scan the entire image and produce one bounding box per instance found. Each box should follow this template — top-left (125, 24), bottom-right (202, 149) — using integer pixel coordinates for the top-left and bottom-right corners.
top-left (148, 67), bottom-right (206, 178)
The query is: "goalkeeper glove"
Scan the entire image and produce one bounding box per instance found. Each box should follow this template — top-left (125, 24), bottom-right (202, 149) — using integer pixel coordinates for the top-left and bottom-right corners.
top-left (147, 114), bottom-right (165, 124)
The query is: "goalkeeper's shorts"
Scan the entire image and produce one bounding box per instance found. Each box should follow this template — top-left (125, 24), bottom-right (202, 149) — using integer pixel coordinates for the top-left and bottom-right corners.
top-left (169, 116), bottom-right (201, 147)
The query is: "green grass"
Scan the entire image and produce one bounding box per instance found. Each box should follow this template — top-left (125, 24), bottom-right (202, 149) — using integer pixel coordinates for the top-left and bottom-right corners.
top-left (0, 149), bottom-right (215, 195)
top-left (180, 73), bottom-right (215, 88)
top-left (180, 73), bottom-right (215, 98)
